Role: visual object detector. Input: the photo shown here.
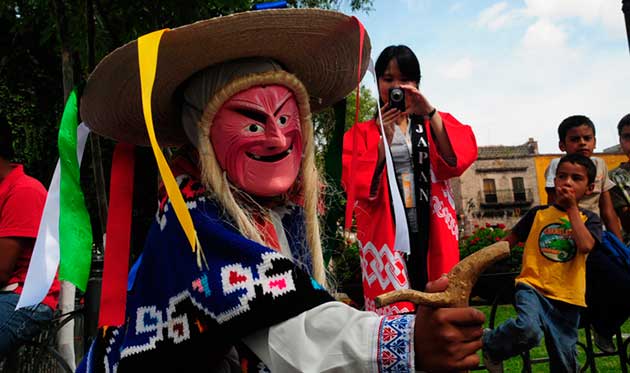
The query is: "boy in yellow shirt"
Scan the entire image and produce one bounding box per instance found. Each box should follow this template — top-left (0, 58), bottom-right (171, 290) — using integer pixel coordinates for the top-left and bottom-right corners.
top-left (483, 154), bottom-right (602, 373)
top-left (545, 115), bottom-right (624, 352)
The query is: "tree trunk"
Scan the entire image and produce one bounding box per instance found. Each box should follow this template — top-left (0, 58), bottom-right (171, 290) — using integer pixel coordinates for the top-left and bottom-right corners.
top-left (53, 0), bottom-right (73, 100)
top-left (51, 0), bottom-right (78, 367)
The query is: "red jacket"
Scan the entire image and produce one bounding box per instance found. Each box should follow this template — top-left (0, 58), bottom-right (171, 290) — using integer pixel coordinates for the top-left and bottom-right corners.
top-left (342, 112), bottom-right (477, 314)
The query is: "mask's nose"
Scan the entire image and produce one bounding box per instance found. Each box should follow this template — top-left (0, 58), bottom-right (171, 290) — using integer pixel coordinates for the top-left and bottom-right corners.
top-left (264, 119), bottom-right (287, 149)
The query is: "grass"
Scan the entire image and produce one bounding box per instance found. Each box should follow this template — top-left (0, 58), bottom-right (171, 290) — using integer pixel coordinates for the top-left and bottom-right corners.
top-left (475, 304), bottom-right (630, 372)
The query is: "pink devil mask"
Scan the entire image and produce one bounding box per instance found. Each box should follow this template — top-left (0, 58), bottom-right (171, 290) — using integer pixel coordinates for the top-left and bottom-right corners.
top-left (210, 85), bottom-right (303, 197)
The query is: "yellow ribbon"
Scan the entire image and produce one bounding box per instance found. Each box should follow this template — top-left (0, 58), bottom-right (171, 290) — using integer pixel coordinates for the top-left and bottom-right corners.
top-left (137, 29), bottom-right (199, 252)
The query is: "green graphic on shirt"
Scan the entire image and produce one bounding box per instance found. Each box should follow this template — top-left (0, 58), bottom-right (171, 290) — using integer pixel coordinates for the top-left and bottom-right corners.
top-left (538, 220), bottom-right (575, 262)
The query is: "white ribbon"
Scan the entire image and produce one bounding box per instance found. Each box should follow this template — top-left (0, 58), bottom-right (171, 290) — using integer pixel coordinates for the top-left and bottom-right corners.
top-left (367, 59), bottom-right (410, 255)
top-left (17, 123), bottom-right (91, 309)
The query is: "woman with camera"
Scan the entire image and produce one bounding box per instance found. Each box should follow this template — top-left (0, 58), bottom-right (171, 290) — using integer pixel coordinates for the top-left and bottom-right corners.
top-left (342, 45), bottom-right (478, 315)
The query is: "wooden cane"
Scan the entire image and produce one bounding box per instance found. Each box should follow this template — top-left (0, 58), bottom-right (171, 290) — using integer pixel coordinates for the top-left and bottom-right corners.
top-left (375, 241), bottom-right (510, 308)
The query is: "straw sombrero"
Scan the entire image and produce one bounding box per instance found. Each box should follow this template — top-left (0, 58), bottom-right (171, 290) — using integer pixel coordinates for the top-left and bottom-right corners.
top-left (80, 8), bottom-right (371, 146)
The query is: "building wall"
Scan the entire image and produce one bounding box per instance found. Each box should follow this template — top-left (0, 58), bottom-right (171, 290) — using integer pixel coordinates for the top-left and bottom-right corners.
top-left (533, 153), bottom-right (627, 204)
top-left (455, 156), bottom-right (539, 235)
top-left (453, 150), bottom-right (626, 238)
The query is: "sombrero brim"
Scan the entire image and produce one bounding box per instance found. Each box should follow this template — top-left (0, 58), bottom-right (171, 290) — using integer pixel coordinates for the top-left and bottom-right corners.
top-left (80, 8), bottom-right (371, 146)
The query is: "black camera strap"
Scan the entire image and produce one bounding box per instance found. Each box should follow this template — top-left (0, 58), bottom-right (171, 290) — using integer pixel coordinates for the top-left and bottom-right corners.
top-left (407, 115), bottom-right (431, 290)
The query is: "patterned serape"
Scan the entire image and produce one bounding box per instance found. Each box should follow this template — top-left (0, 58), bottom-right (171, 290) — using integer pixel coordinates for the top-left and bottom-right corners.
top-left (78, 172), bottom-right (332, 372)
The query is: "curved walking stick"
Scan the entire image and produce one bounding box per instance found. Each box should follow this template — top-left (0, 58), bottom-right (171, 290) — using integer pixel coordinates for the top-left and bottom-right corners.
top-left (376, 241), bottom-right (510, 308)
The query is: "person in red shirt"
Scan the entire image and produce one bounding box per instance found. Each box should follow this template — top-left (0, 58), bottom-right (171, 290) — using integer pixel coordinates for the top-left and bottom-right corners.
top-left (0, 122), bottom-right (59, 356)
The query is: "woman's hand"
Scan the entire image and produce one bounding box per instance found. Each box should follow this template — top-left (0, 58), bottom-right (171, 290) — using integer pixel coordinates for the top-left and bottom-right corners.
top-left (400, 84), bottom-right (435, 116)
top-left (399, 83), bottom-right (458, 162)
top-left (376, 103), bottom-right (402, 145)
top-left (414, 276), bottom-right (485, 372)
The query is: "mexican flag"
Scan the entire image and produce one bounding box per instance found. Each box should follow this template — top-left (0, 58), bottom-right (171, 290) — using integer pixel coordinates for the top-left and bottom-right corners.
top-left (17, 89), bottom-right (93, 308)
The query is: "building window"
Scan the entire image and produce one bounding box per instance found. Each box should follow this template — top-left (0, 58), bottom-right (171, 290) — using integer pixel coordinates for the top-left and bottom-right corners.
top-left (512, 177), bottom-right (526, 202)
top-left (483, 178), bottom-right (497, 203)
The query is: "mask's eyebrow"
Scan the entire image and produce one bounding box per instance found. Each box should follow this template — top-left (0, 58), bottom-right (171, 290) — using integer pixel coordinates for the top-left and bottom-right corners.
top-left (233, 107), bottom-right (267, 124)
top-left (274, 93), bottom-right (293, 117)
top-left (223, 98), bottom-right (269, 123)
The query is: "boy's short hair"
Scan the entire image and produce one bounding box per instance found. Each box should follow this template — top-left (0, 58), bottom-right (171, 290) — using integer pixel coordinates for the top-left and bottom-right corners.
top-left (557, 153), bottom-right (596, 185)
top-left (558, 115), bottom-right (595, 142)
top-left (617, 113), bottom-right (630, 135)
top-left (0, 117), bottom-right (14, 160)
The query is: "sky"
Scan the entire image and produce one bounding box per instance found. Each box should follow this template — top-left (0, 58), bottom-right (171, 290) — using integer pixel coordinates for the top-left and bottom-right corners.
top-left (343, 0), bottom-right (630, 154)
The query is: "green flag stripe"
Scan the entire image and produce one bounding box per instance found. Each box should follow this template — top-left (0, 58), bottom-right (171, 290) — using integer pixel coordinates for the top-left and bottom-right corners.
top-left (58, 89), bottom-right (93, 291)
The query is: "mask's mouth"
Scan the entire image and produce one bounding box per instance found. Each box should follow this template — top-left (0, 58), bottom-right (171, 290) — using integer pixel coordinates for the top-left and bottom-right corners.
top-left (246, 144), bottom-right (294, 163)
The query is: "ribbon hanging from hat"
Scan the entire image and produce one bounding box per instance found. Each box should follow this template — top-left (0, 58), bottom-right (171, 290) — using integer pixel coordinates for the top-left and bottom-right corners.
top-left (137, 29), bottom-right (201, 256)
top-left (18, 90), bottom-right (93, 309)
top-left (98, 142), bottom-right (135, 327)
top-left (96, 29), bottom-right (206, 327)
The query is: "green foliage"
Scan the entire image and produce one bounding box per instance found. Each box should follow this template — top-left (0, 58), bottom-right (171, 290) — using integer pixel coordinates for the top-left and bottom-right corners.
top-left (313, 85), bottom-right (375, 159)
top-left (344, 85), bottom-right (376, 131)
top-left (1, 0), bottom-right (375, 252)
top-left (0, 2), bottom-right (62, 181)
top-left (460, 224), bottom-right (507, 258)
top-left (1, 0), bottom-right (375, 171)
top-left (330, 239), bottom-right (361, 286)
top-left (314, 85), bottom-right (375, 265)
top-left (460, 223), bottom-right (524, 273)
top-left (288, 0), bottom-right (373, 11)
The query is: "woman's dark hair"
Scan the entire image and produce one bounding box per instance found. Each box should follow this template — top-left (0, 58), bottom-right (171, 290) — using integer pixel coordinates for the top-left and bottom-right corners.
top-left (374, 45), bottom-right (421, 85)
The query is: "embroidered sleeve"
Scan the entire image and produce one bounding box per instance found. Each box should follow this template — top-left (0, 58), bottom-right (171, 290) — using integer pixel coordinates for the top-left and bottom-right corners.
top-left (243, 302), bottom-right (416, 372)
top-left (376, 314), bottom-right (415, 372)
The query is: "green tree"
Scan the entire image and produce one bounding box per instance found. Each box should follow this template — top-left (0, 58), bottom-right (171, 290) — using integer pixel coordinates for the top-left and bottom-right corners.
top-left (1, 0), bottom-right (373, 243)
top-left (313, 85), bottom-right (376, 162)
top-left (317, 85), bottom-right (375, 287)
top-left (345, 85), bottom-right (377, 130)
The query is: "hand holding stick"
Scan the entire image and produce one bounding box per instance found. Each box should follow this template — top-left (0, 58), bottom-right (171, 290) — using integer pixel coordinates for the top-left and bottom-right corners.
top-left (377, 241), bottom-right (510, 372)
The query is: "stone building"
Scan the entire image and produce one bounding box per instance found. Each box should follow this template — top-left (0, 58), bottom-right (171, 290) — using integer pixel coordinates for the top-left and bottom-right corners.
top-left (451, 137), bottom-right (627, 237)
top-left (451, 138), bottom-right (540, 236)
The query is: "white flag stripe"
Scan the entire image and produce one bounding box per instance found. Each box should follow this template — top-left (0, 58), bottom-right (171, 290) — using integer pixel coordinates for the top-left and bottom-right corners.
top-left (17, 124), bottom-right (91, 309)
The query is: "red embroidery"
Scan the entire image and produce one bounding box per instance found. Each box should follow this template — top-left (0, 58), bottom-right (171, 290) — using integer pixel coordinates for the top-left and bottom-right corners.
top-left (381, 326), bottom-right (398, 342)
top-left (229, 271), bottom-right (247, 285)
top-left (269, 279), bottom-right (287, 290)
